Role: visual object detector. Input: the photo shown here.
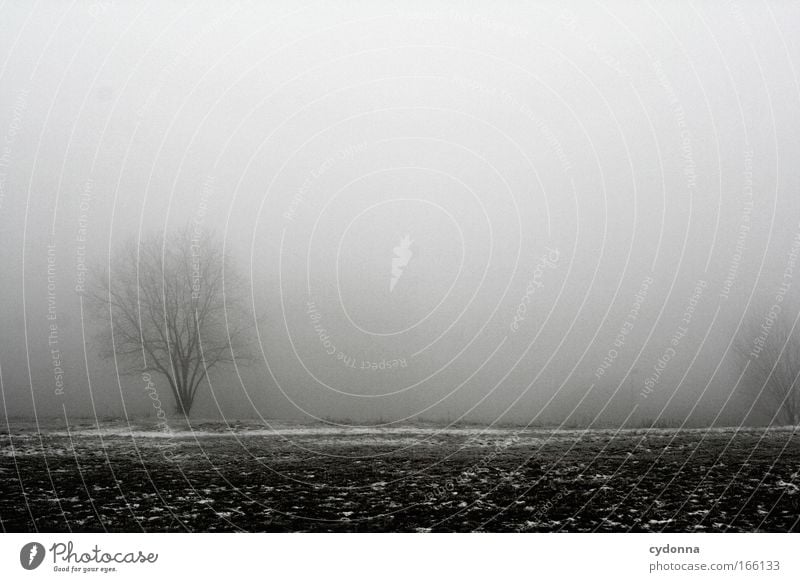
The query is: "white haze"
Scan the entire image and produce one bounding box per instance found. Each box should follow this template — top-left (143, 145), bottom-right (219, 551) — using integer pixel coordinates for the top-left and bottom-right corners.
top-left (1, 1), bottom-right (799, 427)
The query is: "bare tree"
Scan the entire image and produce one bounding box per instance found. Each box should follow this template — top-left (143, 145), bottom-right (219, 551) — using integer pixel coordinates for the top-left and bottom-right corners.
top-left (87, 227), bottom-right (253, 418)
top-left (735, 308), bottom-right (800, 426)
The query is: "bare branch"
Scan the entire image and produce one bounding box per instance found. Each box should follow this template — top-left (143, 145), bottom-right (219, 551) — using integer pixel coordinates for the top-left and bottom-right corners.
top-left (86, 226), bottom-right (256, 417)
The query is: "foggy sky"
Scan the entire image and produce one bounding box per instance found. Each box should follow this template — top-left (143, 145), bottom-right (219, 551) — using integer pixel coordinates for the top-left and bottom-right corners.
top-left (1, 0), bottom-right (800, 427)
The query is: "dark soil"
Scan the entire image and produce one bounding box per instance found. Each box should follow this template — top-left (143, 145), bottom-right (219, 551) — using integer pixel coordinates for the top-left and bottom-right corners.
top-left (1, 424), bottom-right (798, 532)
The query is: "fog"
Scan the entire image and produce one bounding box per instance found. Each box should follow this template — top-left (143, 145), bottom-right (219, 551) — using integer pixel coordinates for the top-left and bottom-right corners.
top-left (1, 0), bottom-right (799, 427)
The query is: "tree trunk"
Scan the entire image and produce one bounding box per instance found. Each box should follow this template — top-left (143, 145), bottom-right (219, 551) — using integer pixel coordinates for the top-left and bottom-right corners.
top-left (176, 390), bottom-right (193, 419)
